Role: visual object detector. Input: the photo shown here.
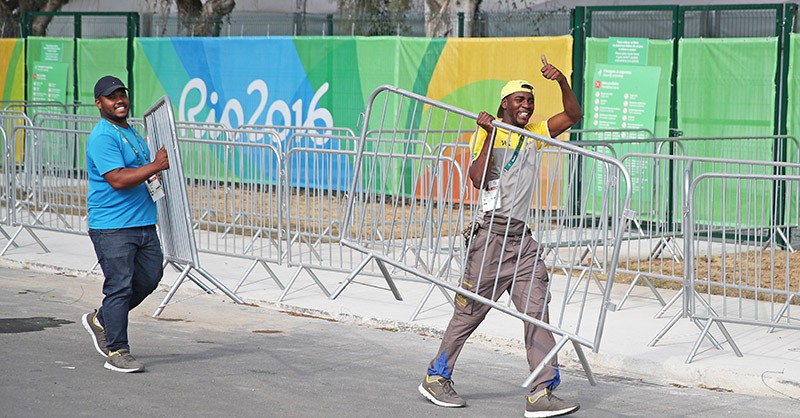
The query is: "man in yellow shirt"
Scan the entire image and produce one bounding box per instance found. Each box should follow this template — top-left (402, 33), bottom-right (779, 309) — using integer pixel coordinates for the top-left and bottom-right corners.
top-left (418, 56), bottom-right (583, 418)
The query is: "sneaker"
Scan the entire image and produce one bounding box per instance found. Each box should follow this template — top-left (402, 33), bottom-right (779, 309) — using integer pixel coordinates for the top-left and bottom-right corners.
top-left (104, 349), bottom-right (144, 373)
top-left (525, 388), bottom-right (579, 417)
top-left (81, 310), bottom-right (108, 357)
top-left (417, 374), bottom-right (466, 407)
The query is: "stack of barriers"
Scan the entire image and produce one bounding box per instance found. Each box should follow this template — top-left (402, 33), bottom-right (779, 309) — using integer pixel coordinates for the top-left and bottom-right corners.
top-left (338, 85), bottom-right (635, 387)
top-left (567, 134), bottom-right (800, 363)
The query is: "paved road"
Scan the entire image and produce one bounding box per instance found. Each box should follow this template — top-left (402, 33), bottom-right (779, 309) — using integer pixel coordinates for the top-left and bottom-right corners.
top-left (1, 266), bottom-right (797, 417)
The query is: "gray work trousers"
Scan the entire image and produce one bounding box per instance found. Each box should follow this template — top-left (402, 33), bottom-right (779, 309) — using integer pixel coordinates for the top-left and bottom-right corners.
top-left (428, 216), bottom-right (557, 393)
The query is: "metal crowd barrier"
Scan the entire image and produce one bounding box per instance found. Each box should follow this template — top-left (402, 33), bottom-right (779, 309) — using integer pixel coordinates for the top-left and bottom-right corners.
top-left (143, 97), bottom-right (244, 316)
top-left (676, 173), bottom-right (800, 363)
top-left (340, 85), bottom-right (634, 387)
top-left (561, 136), bottom-right (800, 310)
top-left (173, 129), bottom-right (285, 294)
top-left (616, 153), bottom-right (800, 312)
top-left (0, 126), bottom-right (14, 245)
top-left (0, 124), bottom-right (88, 256)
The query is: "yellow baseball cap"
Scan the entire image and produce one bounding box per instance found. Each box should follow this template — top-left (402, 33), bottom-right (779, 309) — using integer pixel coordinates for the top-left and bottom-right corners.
top-left (500, 80), bottom-right (535, 102)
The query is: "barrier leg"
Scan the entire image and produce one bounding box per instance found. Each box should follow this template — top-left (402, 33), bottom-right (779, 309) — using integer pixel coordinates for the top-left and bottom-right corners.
top-left (330, 256), bottom-right (372, 299)
top-left (278, 266), bottom-right (330, 302)
top-left (655, 290), bottom-right (682, 319)
top-left (648, 310), bottom-right (682, 347)
top-left (521, 334), bottom-right (570, 389)
top-left (195, 266), bottom-right (244, 304)
top-left (572, 340), bottom-right (597, 386)
top-left (233, 259), bottom-right (285, 293)
top-left (408, 282), bottom-right (454, 322)
top-left (617, 274), bottom-right (666, 311)
top-left (375, 258), bottom-right (402, 301)
top-left (0, 225), bottom-right (48, 256)
top-left (686, 319), bottom-right (714, 364)
top-left (153, 263), bottom-right (191, 317)
top-left (768, 294), bottom-right (796, 333)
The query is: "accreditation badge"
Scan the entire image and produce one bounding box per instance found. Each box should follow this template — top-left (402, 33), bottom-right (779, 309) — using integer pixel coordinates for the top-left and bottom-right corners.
top-left (146, 174), bottom-right (165, 202)
top-left (481, 179), bottom-right (502, 212)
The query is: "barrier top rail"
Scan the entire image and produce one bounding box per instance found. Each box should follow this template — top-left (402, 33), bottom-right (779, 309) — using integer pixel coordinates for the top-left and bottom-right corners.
top-left (343, 85), bottom-right (634, 233)
top-left (342, 84), bottom-right (635, 355)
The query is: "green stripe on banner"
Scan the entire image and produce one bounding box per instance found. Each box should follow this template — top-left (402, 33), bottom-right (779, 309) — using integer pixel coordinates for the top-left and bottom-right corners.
top-left (294, 36), bottom-right (362, 144)
top-left (410, 39), bottom-right (446, 99)
top-left (2, 39), bottom-right (24, 100)
top-left (131, 38), bottom-right (180, 118)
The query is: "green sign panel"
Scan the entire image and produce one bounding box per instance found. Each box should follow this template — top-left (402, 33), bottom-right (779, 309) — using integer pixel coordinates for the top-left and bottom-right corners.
top-left (30, 61), bottom-right (69, 103)
top-left (608, 37), bottom-right (648, 66)
top-left (587, 64), bottom-right (660, 132)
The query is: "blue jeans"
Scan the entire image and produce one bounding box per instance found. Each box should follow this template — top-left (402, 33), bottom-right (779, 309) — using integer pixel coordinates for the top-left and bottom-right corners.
top-left (89, 225), bottom-right (164, 352)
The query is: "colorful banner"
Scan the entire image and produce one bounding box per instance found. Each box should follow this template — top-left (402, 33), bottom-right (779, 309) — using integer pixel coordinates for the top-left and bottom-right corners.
top-left (132, 36), bottom-right (574, 191)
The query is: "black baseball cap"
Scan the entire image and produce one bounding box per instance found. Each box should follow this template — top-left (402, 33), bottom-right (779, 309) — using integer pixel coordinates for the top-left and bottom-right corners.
top-left (94, 75), bottom-right (127, 98)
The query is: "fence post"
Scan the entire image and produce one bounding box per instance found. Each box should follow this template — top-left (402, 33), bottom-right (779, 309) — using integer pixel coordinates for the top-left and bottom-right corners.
top-left (127, 13), bottom-right (139, 113)
top-left (666, 6), bottom-right (683, 236)
top-left (20, 12), bottom-right (30, 37)
top-left (772, 3), bottom-right (797, 248)
top-left (73, 14), bottom-right (81, 105)
top-left (457, 12), bottom-right (464, 37)
top-left (326, 14), bottom-right (333, 36)
top-left (570, 6), bottom-right (585, 133)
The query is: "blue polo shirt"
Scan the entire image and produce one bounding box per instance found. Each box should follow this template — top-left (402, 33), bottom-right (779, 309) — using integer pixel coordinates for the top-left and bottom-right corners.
top-left (86, 118), bottom-right (157, 229)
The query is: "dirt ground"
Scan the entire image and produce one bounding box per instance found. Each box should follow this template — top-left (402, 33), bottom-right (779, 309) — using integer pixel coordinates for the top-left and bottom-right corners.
top-left (21, 181), bottom-right (800, 306)
top-left (613, 250), bottom-right (800, 305)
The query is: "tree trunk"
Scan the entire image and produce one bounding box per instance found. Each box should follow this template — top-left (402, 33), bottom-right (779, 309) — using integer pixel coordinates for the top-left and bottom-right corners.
top-left (12, 0), bottom-right (71, 36)
top-left (174, 0), bottom-right (235, 37)
top-left (424, 0), bottom-right (480, 38)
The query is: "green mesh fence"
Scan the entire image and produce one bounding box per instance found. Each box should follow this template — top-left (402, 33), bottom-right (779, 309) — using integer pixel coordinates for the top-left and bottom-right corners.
top-left (678, 37), bottom-right (778, 227)
top-left (77, 38), bottom-right (128, 111)
top-left (789, 34), bottom-right (799, 162)
top-left (677, 37), bottom-right (777, 138)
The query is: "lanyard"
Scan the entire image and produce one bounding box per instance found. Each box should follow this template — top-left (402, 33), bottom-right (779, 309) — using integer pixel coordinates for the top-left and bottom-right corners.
top-left (109, 121), bottom-right (149, 167)
top-left (503, 132), bottom-right (524, 172)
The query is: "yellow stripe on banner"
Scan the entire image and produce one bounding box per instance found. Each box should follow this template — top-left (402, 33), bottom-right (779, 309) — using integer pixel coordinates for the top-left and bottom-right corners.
top-left (0, 38), bottom-right (25, 101)
top-left (427, 36), bottom-right (573, 124)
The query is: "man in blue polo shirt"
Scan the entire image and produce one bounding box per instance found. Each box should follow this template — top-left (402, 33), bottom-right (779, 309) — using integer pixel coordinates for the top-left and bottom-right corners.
top-left (81, 75), bottom-right (169, 373)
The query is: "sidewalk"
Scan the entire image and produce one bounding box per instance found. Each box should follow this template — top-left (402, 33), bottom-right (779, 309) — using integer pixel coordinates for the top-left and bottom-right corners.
top-left (1, 227), bottom-right (799, 400)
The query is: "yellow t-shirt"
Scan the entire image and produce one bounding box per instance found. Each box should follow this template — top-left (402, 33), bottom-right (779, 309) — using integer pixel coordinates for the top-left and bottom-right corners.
top-left (469, 119), bottom-right (551, 222)
top-left (470, 119), bottom-right (550, 161)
